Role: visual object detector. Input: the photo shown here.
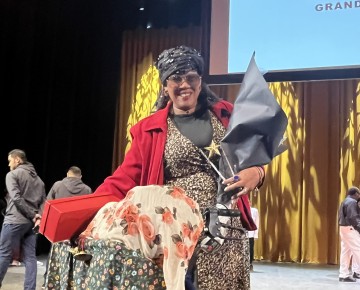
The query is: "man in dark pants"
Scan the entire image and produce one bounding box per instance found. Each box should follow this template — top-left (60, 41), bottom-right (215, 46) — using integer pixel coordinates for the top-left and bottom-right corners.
top-left (338, 186), bottom-right (360, 282)
top-left (0, 149), bottom-right (46, 290)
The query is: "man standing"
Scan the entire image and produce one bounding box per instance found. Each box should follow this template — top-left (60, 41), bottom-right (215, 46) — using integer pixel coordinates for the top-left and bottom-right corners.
top-left (248, 201), bottom-right (259, 272)
top-left (47, 166), bottom-right (92, 200)
top-left (0, 149), bottom-right (46, 290)
top-left (42, 166), bottom-right (91, 289)
top-left (338, 186), bottom-right (360, 282)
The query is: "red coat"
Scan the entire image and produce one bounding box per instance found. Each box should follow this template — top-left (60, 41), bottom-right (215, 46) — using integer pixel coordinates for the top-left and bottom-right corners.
top-left (95, 100), bottom-right (257, 230)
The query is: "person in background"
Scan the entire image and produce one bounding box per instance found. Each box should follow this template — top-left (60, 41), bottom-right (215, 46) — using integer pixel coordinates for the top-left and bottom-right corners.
top-left (349, 199), bottom-right (360, 277)
top-left (47, 166), bottom-right (92, 200)
top-left (1, 190), bottom-right (22, 267)
top-left (10, 252), bottom-right (21, 267)
top-left (42, 166), bottom-right (92, 289)
top-left (338, 186), bottom-right (360, 282)
top-left (248, 200), bottom-right (259, 272)
top-left (0, 149), bottom-right (46, 290)
top-left (91, 45), bottom-right (264, 289)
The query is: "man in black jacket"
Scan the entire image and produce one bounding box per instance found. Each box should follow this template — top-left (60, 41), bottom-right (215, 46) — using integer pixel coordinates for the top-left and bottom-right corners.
top-left (338, 186), bottom-right (360, 282)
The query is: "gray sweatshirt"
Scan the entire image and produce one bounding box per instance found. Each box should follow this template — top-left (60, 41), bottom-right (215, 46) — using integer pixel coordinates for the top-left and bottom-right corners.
top-left (5, 162), bottom-right (46, 224)
top-left (47, 177), bottom-right (92, 200)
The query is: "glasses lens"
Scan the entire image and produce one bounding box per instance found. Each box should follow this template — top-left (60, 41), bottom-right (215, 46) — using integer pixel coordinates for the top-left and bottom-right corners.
top-left (186, 74), bottom-right (200, 83)
top-left (168, 74), bottom-right (201, 84)
top-left (168, 75), bottom-right (183, 83)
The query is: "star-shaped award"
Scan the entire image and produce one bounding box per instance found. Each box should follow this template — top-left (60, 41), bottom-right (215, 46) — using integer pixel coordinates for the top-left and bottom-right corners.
top-left (204, 140), bottom-right (221, 158)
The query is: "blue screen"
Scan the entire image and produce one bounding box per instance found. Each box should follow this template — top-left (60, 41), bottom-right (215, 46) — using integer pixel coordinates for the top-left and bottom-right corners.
top-left (228, 0), bottom-right (360, 73)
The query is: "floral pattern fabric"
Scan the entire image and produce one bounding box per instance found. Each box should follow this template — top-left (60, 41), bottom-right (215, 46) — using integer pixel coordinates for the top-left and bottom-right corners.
top-left (45, 239), bottom-right (166, 290)
top-left (77, 185), bottom-right (203, 290)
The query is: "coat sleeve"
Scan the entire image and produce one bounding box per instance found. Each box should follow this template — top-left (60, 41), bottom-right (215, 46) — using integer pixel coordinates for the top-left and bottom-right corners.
top-left (94, 125), bottom-right (143, 199)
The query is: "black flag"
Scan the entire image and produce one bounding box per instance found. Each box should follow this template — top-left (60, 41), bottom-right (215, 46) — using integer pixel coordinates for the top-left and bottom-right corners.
top-left (218, 53), bottom-right (288, 194)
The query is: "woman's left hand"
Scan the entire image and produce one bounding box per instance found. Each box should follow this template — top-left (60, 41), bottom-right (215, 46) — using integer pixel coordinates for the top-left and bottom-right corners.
top-left (222, 167), bottom-right (262, 198)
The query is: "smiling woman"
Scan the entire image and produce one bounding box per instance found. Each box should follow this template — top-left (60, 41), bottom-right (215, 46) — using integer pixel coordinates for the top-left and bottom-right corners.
top-left (43, 45), bottom-right (264, 290)
top-left (87, 45), bottom-right (264, 290)
top-left (164, 71), bottom-right (202, 115)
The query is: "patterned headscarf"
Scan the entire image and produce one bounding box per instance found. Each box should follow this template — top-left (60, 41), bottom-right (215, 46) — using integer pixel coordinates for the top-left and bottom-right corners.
top-left (155, 45), bottom-right (204, 84)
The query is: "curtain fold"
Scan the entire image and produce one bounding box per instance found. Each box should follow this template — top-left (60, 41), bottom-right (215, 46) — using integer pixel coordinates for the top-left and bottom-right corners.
top-left (115, 26), bottom-right (360, 264)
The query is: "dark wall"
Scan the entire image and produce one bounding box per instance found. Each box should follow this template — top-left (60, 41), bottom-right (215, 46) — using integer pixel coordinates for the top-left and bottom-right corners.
top-left (0, 0), bottom-right (202, 195)
top-left (0, 0), bottom-right (202, 253)
top-left (0, 0), bottom-right (125, 193)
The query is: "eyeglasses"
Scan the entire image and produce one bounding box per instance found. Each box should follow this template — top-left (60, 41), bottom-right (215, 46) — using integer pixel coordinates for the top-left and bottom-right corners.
top-left (167, 73), bottom-right (201, 85)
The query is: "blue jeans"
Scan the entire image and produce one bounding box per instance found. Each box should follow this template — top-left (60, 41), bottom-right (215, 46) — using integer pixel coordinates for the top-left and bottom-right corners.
top-left (0, 223), bottom-right (37, 290)
top-left (185, 261), bottom-right (197, 290)
top-left (185, 270), bottom-right (197, 290)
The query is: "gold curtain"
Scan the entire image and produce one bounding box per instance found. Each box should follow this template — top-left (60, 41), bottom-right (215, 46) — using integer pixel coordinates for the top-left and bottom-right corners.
top-left (114, 26), bottom-right (360, 264)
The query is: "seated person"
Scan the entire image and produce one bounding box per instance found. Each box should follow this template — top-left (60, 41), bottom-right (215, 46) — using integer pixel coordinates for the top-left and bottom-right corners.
top-left (45, 185), bottom-right (203, 290)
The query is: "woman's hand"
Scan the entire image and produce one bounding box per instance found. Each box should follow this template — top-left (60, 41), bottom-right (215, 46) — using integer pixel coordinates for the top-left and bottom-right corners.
top-left (222, 166), bottom-right (263, 199)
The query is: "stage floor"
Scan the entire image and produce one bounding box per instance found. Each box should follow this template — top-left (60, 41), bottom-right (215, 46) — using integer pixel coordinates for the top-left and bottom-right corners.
top-left (1, 256), bottom-right (359, 289)
top-left (251, 261), bottom-right (359, 289)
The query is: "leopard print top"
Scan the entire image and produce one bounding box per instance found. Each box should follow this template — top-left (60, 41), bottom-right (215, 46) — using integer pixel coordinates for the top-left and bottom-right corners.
top-left (164, 111), bottom-right (250, 290)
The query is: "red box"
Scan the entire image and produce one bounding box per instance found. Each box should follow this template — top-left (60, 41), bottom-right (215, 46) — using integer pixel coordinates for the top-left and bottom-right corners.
top-left (39, 192), bottom-right (120, 243)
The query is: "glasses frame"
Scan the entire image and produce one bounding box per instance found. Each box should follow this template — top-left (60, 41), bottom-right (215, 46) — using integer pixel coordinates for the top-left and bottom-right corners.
top-left (166, 73), bottom-right (202, 85)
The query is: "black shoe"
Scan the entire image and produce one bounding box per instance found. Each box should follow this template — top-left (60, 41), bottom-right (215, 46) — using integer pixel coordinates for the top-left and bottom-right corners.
top-left (339, 276), bottom-right (356, 282)
top-left (353, 272), bottom-right (360, 279)
top-left (250, 264), bottom-right (254, 272)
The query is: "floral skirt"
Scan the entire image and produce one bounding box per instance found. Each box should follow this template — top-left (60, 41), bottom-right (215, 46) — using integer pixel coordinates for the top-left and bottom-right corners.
top-left (44, 239), bottom-right (166, 290)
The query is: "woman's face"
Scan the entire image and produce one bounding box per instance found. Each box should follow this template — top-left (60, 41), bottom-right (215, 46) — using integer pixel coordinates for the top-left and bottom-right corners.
top-left (164, 70), bottom-right (202, 114)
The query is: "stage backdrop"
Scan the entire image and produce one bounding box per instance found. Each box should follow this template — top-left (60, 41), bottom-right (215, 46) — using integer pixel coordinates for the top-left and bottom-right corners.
top-left (114, 26), bottom-right (360, 264)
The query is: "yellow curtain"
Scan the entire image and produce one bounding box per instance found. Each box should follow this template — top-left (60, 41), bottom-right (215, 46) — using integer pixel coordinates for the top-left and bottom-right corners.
top-left (114, 27), bottom-right (360, 264)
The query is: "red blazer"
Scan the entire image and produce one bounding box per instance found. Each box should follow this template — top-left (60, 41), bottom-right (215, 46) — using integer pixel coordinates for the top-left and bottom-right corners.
top-left (95, 100), bottom-right (257, 230)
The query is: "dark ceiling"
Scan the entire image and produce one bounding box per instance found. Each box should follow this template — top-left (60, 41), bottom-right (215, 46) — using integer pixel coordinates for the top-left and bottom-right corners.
top-left (118, 0), bottom-right (202, 30)
top-left (0, 0), bottom-right (204, 194)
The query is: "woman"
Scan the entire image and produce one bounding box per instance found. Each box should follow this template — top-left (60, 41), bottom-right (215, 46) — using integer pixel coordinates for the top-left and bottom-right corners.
top-left (94, 46), bottom-right (264, 289)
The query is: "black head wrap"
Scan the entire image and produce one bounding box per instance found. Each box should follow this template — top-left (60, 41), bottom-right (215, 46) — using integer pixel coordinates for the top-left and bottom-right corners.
top-left (155, 45), bottom-right (204, 84)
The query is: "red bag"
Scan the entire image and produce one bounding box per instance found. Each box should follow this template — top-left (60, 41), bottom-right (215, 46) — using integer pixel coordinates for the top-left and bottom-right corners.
top-left (39, 192), bottom-right (120, 243)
